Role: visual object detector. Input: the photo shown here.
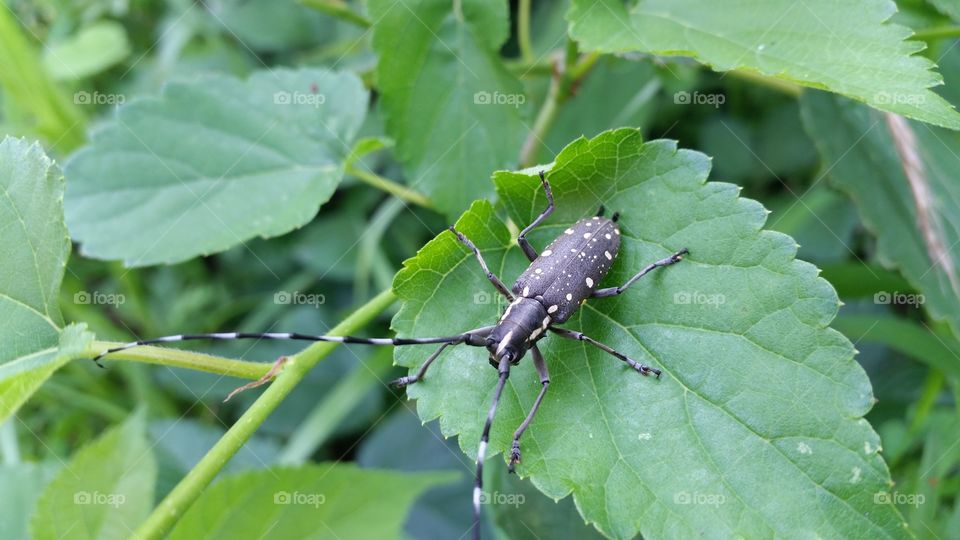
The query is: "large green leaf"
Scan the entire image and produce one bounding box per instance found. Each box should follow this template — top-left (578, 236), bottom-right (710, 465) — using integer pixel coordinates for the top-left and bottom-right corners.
top-left (31, 412), bottom-right (156, 540)
top-left (370, 0), bottom-right (527, 218)
top-left (166, 463), bottom-right (456, 539)
top-left (800, 90), bottom-right (960, 339)
top-left (65, 68), bottom-right (368, 266)
top-left (392, 129), bottom-right (905, 538)
top-left (0, 137), bottom-right (92, 422)
top-left (567, 0), bottom-right (960, 129)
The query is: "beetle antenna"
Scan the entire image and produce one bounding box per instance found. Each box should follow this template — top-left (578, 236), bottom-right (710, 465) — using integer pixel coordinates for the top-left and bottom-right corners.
top-left (611, 211), bottom-right (620, 222)
top-left (473, 355), bottom-right (511, 540)
top-left (596, 205), bottom-right (605, 217)
top-left (91, 328), bottom-right (494, 366)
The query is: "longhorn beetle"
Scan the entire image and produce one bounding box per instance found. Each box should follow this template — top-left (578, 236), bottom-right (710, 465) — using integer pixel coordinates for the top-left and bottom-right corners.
top-left (92, 172), bottom-right (688, 540)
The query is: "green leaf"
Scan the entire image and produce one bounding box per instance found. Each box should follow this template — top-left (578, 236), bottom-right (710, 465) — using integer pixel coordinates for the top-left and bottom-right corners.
top-left (800, 90), bottom-right (960, 338)
top-left (0, 11), bottom-right (86, 151)
top-left (393, 129), bottom-right (906, 538)
top-left (31, 412), bottom-right (156, 540)
top-left (0, 137), bottom-right (91, 422)
top-left (65, 68), bottom-right (368, 266)
top-left (370, 0), bottom-right (527, 218)
top-left (0, 462), bottom-right (59, 539)
top-left (166, 463), bottom-right (456, 539)
top-left (567, 0), bottom-right (960, 129)
top-left (42, 21), bottom-right (131, 80)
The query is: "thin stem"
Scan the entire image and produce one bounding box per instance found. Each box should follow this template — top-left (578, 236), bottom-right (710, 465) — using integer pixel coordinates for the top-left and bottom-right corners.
top-left (89, 341), bottom-right (271, 380)
top-left (518, 0), bottom-right (534, 64)
top-left (519, 78), bottom-right (561, 168)
top-left (519, 45), bottom-right (601, 168)
top-left (913, 25), bottom-right (960, 41)
top-left (278, 348), bottom-right (393, 464)
top-left (726, 69), bottom-right (802, 97)
top-left (346, 166), bottom-right (433, 209)
top-left (132, 289), bottom-right (397, 540)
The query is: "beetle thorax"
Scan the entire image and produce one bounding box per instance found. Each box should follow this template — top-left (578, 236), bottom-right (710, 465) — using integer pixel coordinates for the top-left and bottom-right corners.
top-left (485, 297), bottom-right (550, 366)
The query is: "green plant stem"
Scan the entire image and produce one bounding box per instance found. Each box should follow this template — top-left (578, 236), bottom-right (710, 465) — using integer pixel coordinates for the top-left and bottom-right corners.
top-left (88, 341), bottom-right (271, 380)
top-left (726, 69), bottom-right (803, 97)
top-left (519, 46), bottom-right (601, 168)
top-left (356, 197), bottom-right (403, 300)
top-left (913, 25), bottom-right (960, 41)
top-left (299, 0), bottom-right (372, 28)
top-left (278, 348), bottom-right (393, 464)
top-left (517, 0), bottom-right (534, 65)
top-left (0, 4), bottom-right (85, 152)
top-left (133, 289), bottom-right (397, 540)
top-left (346, 166), bottom-right (433, 209)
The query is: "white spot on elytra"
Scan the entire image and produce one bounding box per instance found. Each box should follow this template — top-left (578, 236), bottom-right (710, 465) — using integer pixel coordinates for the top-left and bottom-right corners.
top-left (586, 277), bottom-right (594, 287)
top-left (542, 317), bottom-right (550, 329)
top-left (566, 293), bottom-right (573, 301)
top-left (614, 229), bottom-right (620, 235)
top-left (565, 228), bottom-right (574, 235)
top-left (522, 286), bottom-right (529, 297)
top-left (604, 251), bottom-right (612, 260)
top-left (583, 233), bottom-right (591, 239)
top-left (535, 268), bottom-right (542, 274)
top-left (605, 233), bottom-right (611, 239)
top-left (585, 222), bottom-right (591, 227)
top-left (548, 305), bottom-right (558, 313)
top-left (541, 250), bottom-right (552, 256)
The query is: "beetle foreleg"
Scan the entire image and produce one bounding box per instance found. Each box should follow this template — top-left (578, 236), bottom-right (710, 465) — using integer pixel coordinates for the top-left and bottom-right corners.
top-left (451, 227), bottom-right (515, 301)
top-left (390, 325), bottom-right (495, 388)
top-left (508, 344), bottom-right (550, 473)
top-left (517, 171), bottom-right (555, 262)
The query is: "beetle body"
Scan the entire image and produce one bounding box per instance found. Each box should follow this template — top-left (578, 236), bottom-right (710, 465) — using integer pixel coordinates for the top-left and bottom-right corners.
top-left (485, 216), bottom-right (621, 365)
top-left (90, 173), bottom-right (687, 540)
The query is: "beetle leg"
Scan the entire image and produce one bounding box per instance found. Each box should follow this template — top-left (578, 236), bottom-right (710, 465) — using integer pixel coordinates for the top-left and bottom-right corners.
top-left (517, 171), bottom-right (555, 262)
top-left (508, 344), bottom-right (550, 473)
top-left (390, 325), bottom-right (496, 388)
top-left (549, 327), bottom-right (662, 378)
top-left (450, 227), bottom-right (515, 301)
top-left (592, 248), bottom-right (689, 298)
